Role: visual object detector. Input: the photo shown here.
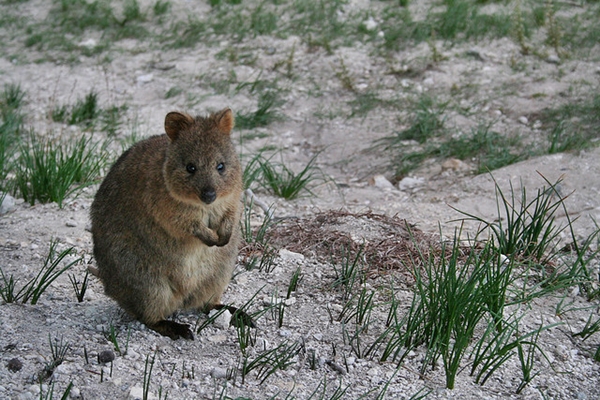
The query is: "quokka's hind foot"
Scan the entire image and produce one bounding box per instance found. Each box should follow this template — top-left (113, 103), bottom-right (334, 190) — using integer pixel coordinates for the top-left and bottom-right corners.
top-left (211, 304), bottom-right (257, 328)
top-left (148, 320), bottom-right (194, 340)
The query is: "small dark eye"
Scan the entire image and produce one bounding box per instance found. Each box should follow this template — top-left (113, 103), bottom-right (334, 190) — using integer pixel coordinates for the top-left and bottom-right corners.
top-left (186, 163), bottom-right (197, 174)
top-left (216, 163), bottom-right (225, 173)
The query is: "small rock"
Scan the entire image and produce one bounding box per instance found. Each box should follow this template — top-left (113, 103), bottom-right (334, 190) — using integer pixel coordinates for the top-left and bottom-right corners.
top-left (232, 274), bottom-right (248, 285)
top-left (129, 385), bottom-right (157, 400)
top-left (54, 363), bottom-right (70, 375)
top-left (66, 221), bottom-right (78, 228)
top-left (369, 175), bottom-right (395, 190)
top-left (317, 356), bottom-right (327, 368)
top-left (69, 387), bottom-right (81, 399)
top-left (363, 17), bottom-right (377, 31)
top-left (124, 349), bottom-right (139, 360)
top-left (7, 357), bottom-right (23, 372)
top-left (570, 286), bottom-right (580, 297)
top-left (279, 248), bottom-right (305, 262)
top-left (98, 350), bottom-right (115, 364)
top-left (211, 367), bottom-right (228, 379)
top-left (79, 39), bottom-right (97, 48)
top-left (398, 176), bottom-right (424, 191)
top-left (546, 55), bottom-right (561, 64)
top-left (283, 297), bottom-right (296, 306)
top-left (518, 116), bottom-right (529, 125)
top-left (208, 334), bottom-right (227, 343)
top-left (29, 384), bottom-right (43, 395)
top-left (210, 309), bottom-right (232, 329)
top-left (136, 74), bottom-right (153, 84)
top-left (313, 333), bottom-right (323, 341)
top-left (0, 194), bottom-right (15, 214)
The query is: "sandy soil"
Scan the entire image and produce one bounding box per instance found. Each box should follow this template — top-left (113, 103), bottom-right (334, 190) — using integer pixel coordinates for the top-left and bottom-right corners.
top-left (1, 0), bottom-right (600, 399)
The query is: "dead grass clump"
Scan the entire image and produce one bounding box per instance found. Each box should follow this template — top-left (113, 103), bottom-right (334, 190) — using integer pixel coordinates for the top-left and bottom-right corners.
top-left (265, 210), bottom-right (440, 279)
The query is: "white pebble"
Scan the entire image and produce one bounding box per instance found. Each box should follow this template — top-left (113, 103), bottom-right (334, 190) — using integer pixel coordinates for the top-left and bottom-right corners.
top-left (211, 367), bottom-right (228, 379)
top-left (136, 74), bottom-right (153, 84)
top-left (0, 194), bottom-right (15, 214)
top-left (363, 17), bottom-right (377, 31)
top-left (210, 309), bottom-right (231, 329)
top-left (369, 175), bottom-right (395, 190)
top-left (279, 249), bottom-right (305, 262)
top-left (398, 176), bottom-right (424, 191)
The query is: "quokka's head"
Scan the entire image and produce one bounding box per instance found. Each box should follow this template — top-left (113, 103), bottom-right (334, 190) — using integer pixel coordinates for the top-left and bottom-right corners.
top-left (163, 108), bottom-right (242, 206)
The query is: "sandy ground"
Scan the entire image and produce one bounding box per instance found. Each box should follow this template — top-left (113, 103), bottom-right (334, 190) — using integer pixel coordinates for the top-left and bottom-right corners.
top-left (1, 0), bottom-right (600, 399)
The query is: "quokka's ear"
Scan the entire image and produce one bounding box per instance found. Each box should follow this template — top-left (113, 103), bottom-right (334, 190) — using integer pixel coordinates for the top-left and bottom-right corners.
top-left (165, 111), bottom-right (194, 140)
top-left (213, 108), bottom-right (234, 135)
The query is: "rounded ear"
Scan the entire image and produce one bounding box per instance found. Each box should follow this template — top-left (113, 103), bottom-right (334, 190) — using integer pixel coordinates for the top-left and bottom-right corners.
top-left (213, 108), bottom-right (235, 134)
top-left (165, 111), bottom-right (194, 140)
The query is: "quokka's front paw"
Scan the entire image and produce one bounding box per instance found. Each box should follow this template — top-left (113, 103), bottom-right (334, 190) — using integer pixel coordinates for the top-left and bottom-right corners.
top-left (215, 233), bottom-right (231, 247)
top-left (195, 230), bottom-right (220, 247)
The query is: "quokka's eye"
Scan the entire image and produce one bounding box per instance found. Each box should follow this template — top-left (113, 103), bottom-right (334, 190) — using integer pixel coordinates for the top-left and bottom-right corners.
top-left (216, 163), bottom-right (225, 173)
top-left (186, 163), bottom-right (197, 174)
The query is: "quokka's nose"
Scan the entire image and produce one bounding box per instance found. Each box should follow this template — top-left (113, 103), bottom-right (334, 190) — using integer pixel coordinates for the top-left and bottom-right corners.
top-left (200, 189), bottom-right (216, 204)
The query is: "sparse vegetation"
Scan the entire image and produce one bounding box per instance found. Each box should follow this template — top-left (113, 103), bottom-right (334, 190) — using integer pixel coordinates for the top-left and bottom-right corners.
top-left (542, 93), bottom-right (600, 153)
top-left (38, 335), bottom-right (71, 383)
top-left (0, 86), bottom-right (120, 208)
top-left (103, 323), bottom-right (130, 356)
top-left (241, 149), bottom-right (323, 200)
top-left (235, 90), bottom-right (283, 130)
top-left (2, 0), bottom-right (600, 398)
top-left (0, 83), bottom-right (26, 199)
top-left (0, 239), bottom-right (81, 304)
top-left (256, 154), bottom-right (322, 200)
top-left (240, 340), bottom-right (302, 384)
top-left (14, 134), bottom-right (108, 207)
top-left (68, 269), bottom-right (89, 302)
top-left (51, 90), bottom-right (128, 135)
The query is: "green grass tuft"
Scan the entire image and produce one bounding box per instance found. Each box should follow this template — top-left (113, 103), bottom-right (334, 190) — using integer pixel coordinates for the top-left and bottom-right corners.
top-left (542, 93), bottom-right (600, 153)
top-left (69, 91), bottom-right (99, 127)
top-left (14, 134), bottom-right (108, 207)
top-left (254, 153), bottom-right (322, 200)
top-left (236, 90), bottom-right (284, 130)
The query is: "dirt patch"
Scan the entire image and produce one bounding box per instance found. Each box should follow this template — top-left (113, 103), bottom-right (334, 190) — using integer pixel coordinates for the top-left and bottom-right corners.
top-left (1, 0), bottom-right (600, 399)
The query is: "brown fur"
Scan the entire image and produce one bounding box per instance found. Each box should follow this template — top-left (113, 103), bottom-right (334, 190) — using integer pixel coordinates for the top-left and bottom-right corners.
top-left (91, 109), bottom-right (243, 339)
